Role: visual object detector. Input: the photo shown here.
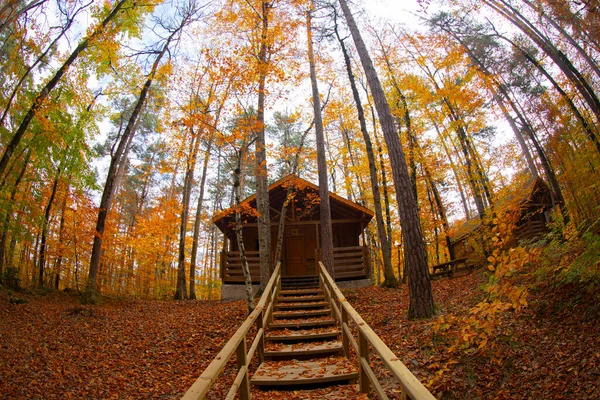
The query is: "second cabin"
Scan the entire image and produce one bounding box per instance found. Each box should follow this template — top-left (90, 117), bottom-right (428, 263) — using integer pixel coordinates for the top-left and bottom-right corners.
top-left (213, 175), bottom-right (374, 298)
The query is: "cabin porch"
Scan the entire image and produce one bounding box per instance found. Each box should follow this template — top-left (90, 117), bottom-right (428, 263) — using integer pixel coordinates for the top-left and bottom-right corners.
top-left (213, 175), bottom-right (374, 300)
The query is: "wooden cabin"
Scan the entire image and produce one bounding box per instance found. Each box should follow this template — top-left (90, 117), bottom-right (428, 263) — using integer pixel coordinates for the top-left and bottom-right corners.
top-left (213, 175), bottom-right (374, 298)
top-left (450, 177), bottom-right (556, 266)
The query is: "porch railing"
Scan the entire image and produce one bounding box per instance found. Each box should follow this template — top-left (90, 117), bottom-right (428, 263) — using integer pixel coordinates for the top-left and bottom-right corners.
top-left (221, 251), bottom-right (261, 284)
top-left (319, 261), bottom-right (436, 400)
top-left (182, 262), bottom-right (281, 400)
top-left (332, 245), bottom-right (369, 280)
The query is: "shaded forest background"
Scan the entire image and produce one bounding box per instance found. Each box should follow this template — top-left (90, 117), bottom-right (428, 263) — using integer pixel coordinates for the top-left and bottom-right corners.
top-left (0, 0), bottom-right (599, 306)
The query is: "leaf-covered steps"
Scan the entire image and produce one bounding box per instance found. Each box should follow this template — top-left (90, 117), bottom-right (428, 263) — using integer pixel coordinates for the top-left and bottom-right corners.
top-left (252, 357), bottom-right (358, 387)
top-left (252, 275), bottom-right (358, 390)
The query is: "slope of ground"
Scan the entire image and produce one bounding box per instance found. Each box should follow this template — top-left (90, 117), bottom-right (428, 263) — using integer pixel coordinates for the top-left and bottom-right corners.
top-left (1, 269), bottom-right (599, 399)
top-left (348, 271), bottom-right (600, 399)
top-left (0, 290), bottom-right (246, 399)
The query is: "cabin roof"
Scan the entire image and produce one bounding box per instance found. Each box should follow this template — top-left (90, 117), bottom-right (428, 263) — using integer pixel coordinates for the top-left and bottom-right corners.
top-left (450, 176), bottom-right (554, 243)
top-left (213, 174), bottom-right (374, 233)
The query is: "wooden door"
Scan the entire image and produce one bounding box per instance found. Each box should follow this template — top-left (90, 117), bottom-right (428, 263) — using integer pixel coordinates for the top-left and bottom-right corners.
top-left (285, 236), bottom-right (305, 276)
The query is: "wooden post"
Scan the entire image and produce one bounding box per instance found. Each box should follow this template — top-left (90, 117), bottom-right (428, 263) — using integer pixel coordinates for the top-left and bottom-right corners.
top-left (257, 307), bottom-right (265, 363)
top-left (236, 337), bottom-right (250, 400)
top-left (220, 252), bottom-right (225, 280)
top-left (341, 306), bottom-right (350, 357)
top-left (359, 330), bottom-right (370, 393)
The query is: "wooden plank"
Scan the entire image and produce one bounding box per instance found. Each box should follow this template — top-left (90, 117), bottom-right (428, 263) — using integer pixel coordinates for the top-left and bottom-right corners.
top-left (264, 341), bottom-right (343, 358)
top-left (334, 258), bottom-right (364, 266)
top-left (251, 358), bottom-right (358, 386)
top-left (334, 271), bottom-right (367, 279)
top-left (334, 264), bottom-right (365, 271)
top-left (266, 330), bottom-right (339, 342)
top-left (333, 251), bottom-right (364, 259)
top-left (273, 309), bottom-right (331, 319)
top-left (333, 246), bottom-right (363, 252)
top-left (223, 277), bottom-right (260, 284)
top-left (268, 319), bottom-right (336, 330)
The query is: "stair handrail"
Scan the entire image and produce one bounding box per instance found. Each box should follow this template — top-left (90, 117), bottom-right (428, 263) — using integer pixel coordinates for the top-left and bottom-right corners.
top-left (318, 261), bottom-right (436, 400)
top-left (182, 262), bottom-right (281, 400)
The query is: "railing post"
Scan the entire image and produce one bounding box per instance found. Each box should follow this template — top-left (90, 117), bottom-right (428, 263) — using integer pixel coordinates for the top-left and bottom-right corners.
top-left (257, 307), bottom-right (265, 363)
top-left (220, 252), bottom-right (225, 280)
top-left (236, 336), bottom-right (250, 400)
top-left (359, 330), bottom-right (370, 394)
top-left (341, 306), bottom-right (349, 357)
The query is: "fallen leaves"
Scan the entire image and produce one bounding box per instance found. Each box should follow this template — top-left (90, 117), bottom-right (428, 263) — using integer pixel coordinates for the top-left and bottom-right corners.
top-left (0, 291), bottom-right (246, 399)
top-left (2, 268), bottom-right (599, 399)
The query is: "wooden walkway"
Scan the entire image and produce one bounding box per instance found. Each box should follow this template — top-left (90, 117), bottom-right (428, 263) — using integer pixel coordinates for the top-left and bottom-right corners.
top-left (182, 262), bottom-right (436, 400)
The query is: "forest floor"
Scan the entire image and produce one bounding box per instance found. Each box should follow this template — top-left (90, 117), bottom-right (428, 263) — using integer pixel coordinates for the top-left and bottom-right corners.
top-left (1, 269), bottom-right (599, 399)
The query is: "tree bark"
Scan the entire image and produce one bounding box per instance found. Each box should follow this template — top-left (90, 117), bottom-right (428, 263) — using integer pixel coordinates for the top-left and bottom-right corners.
top-left (338, 0), bottom-right (434, 318)
top-left (334, 16), bottom-right (396, 285)
top-left (484, 0), bottom-right (600, 125)
top-left (307, 1), bottom-right (335, 275)
top-left (0, 150), bottom-right (29, 281)
top-left (189, 137), bottom-right (213, 300)
top-left (256, 0), bottom-right (272, 290)
top-left (174, 128), bottom-right (202, 300)
top-left (234, 155), bottom-right (255, 315)
top-left (38, 167), bottom-right (61, 286)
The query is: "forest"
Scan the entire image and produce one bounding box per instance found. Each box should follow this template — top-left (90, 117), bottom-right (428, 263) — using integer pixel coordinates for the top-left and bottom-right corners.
top-left (1, 0), bottom-right (599, 398)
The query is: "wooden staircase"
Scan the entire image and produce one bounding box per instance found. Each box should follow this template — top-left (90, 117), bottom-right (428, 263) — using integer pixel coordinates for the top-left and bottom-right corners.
top-left (251, 276), bottom-right (359, 389)
top-left (182, 262), bottom-right (436, 400)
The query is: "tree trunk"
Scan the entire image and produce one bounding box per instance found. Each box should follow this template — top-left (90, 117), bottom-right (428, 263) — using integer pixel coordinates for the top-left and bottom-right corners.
top-left (495, 31), bottom-right (600, 156)
top-left (85, 28), bottom-right (177, 303)
top-left (234, 156), bottom-right (255, 315)
top-left (38, 168), bottom-right (61, 286)
top-left (0, 151), bottom-right (29, 281)
top-left (174, 131), bottom-right (201, 300)
top-left (334, 16), bottom-right (396, 285)
top-left (256, 0), bottom-right (272, 290)
top-left (307, 2), bottom-right (335, 275)
top-left (338, 0), bottom-right (434, 318)
top-left (189, 137), bottom-right (213, 300)
top-left (484, 0), bottom-right (600, 125)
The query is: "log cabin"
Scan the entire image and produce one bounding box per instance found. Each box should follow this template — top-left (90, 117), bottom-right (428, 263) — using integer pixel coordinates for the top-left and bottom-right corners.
top-left (213, 175), bottom-right (374, 300)
top-left (450, 176), bottom-right (556, 267)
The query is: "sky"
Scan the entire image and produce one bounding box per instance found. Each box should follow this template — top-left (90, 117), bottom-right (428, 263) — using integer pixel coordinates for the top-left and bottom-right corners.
top-left (364, 0), bottom-right (428, 28)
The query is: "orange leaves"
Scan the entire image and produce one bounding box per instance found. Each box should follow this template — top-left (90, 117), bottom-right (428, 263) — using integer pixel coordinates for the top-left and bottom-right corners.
top-left (0, 291), bottom-right (248, 399)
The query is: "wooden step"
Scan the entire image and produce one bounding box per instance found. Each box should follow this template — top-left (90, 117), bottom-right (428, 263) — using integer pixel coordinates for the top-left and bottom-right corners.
top-left (273, 309), bottom-right (331, 320)
top-left (278, 294), bottom-right (326, 303)
top-left (267, 328), bottom-right (340, 343)
top-left (264, 340), bottom-right (343, 359)
top-left (281, 283), bottom-right (320, 290)
top-left (269, 318), bottom-right (336, 330)
top-left (251, 357), bottom-right (358, 387)
top-left (279, 288), bottom-right (323, 296)
top-left (275, 301), bottom-right (329, 310)
top-left (281, 275), bottom-right (319, 283)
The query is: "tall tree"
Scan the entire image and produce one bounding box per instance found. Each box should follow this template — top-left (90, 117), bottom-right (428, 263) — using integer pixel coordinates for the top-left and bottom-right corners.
top-left (332, 6), bottom-right (396, 285)
top-left (255, 0), bottom-right (272, 290)
top-left (86, 0), bottom-right (204, 303)
top-left (306, 0), bottom-right (335, 275)
top-left (338, 0), bottom-right (434, 318)
top-left (0, 0), bottom-right (139, 180)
